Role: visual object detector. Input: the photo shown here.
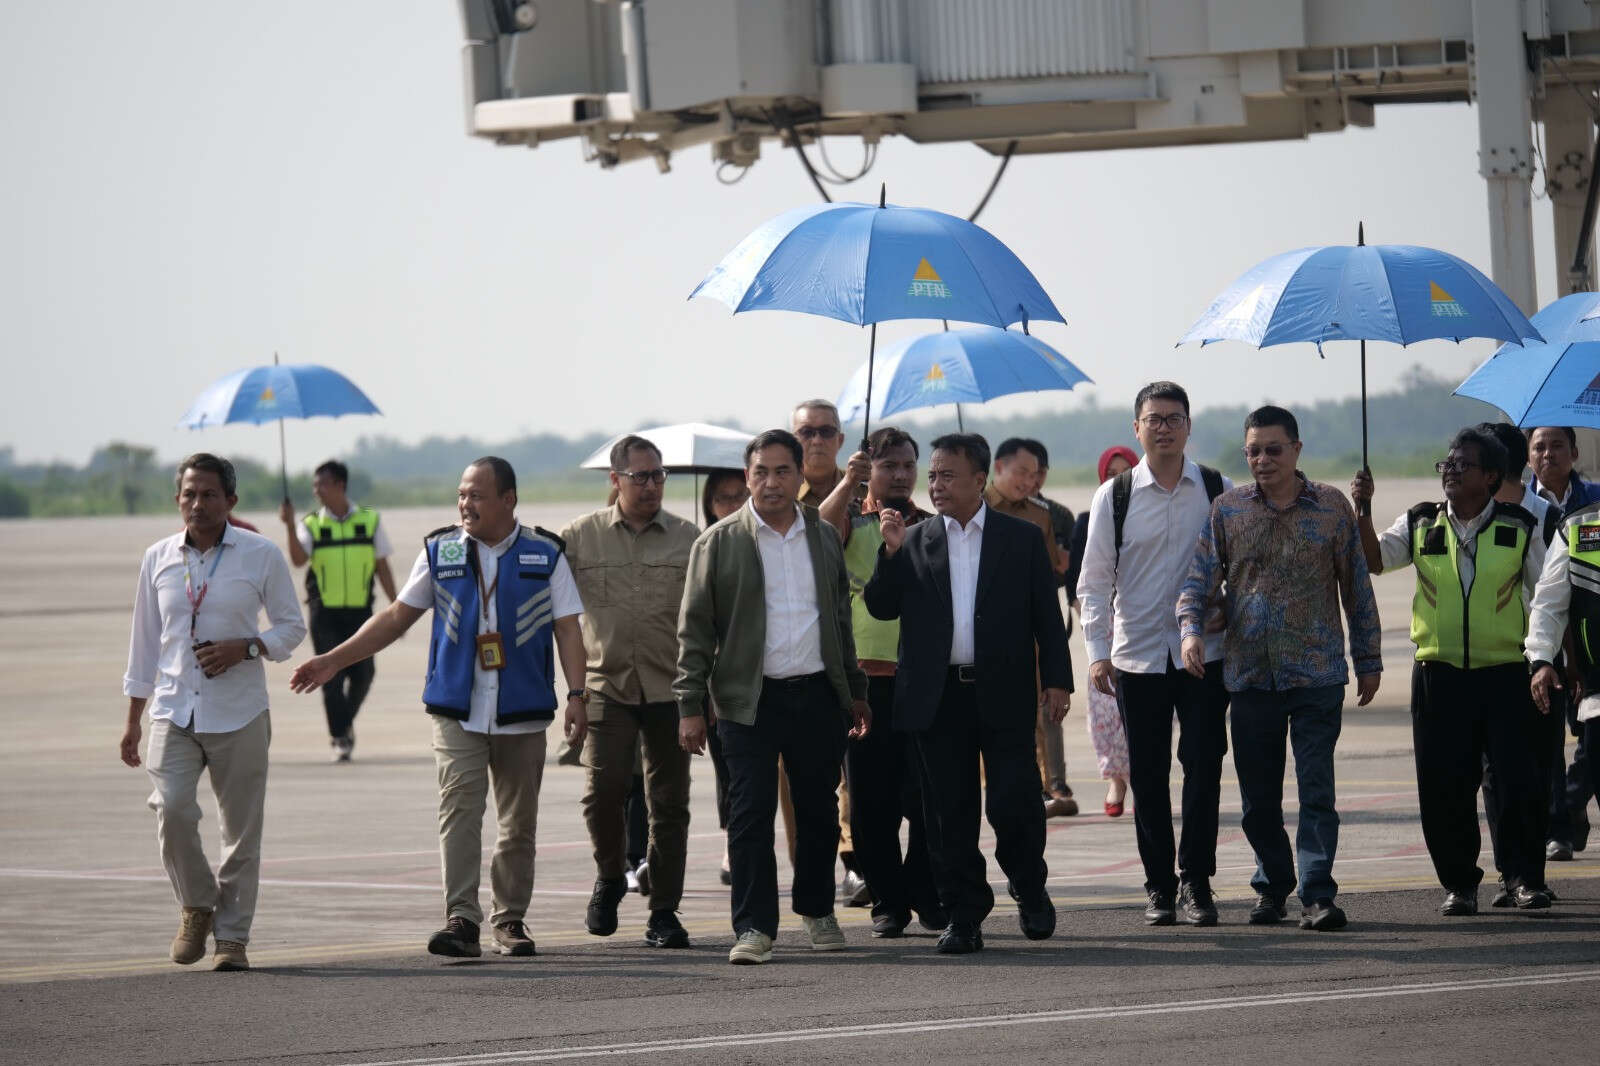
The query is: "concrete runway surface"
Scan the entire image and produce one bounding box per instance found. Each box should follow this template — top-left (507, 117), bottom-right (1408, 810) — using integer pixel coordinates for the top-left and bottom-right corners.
top-left (2, 481), bottom-right (1597, 1064)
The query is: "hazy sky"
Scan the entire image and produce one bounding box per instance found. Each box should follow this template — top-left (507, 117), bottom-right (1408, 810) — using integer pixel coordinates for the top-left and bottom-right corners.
top-left (2, 3), bottom-right (1563, 468)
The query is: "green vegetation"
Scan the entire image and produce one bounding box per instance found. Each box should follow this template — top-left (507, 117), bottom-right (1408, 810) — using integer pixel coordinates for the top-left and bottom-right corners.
top-left (0, 367), bottom-right (1510, 518)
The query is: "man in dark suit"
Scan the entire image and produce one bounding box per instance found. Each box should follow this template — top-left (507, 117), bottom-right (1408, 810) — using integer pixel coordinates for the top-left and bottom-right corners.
top-left (864, 433), bottom-right (1072, 954)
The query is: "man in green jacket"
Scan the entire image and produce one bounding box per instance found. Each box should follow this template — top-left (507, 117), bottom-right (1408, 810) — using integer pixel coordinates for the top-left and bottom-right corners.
top-left (676, 429), bottom-right (871, 966)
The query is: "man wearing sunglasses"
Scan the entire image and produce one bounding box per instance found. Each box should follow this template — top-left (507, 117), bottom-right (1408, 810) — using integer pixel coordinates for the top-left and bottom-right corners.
top-left (1351, 427), bottom-right (1551, 916)
top-left (1178, 406), bottom-right (1381, 932)
top-left (561, 436), bottom-right (699, 949)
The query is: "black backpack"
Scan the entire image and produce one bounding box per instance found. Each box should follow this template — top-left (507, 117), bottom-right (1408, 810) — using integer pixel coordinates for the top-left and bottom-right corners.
top-left (1111, 464), bottom-right (1226, 574)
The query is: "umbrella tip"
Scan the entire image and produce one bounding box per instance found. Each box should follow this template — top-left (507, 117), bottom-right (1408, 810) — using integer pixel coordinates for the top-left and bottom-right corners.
top-left (879, 183), bottom-right (886, 208)
top-left (1357, 221), bottom-right (1365, 246)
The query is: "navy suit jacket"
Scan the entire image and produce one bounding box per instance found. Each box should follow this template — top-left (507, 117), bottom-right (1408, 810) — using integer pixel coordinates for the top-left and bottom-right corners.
top-left (863, 506), bottom-right (1071, 733)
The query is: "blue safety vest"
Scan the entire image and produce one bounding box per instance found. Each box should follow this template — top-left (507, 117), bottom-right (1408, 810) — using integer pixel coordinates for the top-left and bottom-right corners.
top-left (422, 525), bottom-right (561, 725)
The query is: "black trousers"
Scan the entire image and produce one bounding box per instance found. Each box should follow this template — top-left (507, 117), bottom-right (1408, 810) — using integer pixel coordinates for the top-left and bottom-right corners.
top-left (718, 674), bottom-right (848, 938)
top-left (706, 712), bottom-right (732, 830)
top-left (1114, 659), bottom-right (1230, 896)
top-left (309, 607), bottom-right (374, 740)
top-left (1482, 688), bottom-right (1566, 865)
top-left (624, 773), bottom-right (647, 869)
top-left (912, 672), bottom-right (1048, 928)
top-left (845, 675), bottom-right (941, 924)
top-left (1413, 661), bottom-right (1546, 893)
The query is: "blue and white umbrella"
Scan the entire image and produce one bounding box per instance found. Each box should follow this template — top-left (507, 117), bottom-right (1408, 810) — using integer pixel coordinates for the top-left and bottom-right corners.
top-left (1455, 291), bottom-right (1600, 429)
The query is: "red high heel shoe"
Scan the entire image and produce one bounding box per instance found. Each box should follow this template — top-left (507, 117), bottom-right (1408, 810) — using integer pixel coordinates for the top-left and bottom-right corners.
top-left (1104, 800), bottom-right (1125, 817)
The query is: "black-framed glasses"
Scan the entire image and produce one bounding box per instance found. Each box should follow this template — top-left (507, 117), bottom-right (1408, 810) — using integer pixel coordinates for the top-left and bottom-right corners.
top-left (1243, 443), bottom-right (1291, 459)
top-left (617, 468), bottom-right (667, 485)
top-left (1138, 413), bottom-right (1189, 431)
top-left (795, 425), bottom-right (840, 441)
top-left (1434, 459), bottom-right (1482, 475)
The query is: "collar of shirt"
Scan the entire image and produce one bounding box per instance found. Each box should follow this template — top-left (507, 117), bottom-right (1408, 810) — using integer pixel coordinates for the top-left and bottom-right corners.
top-left (943, 502), bottom-right (987, 537)
top-left (1242, 471), bottom-right (1318, 510)
top-left (1537, 478), bottom-right (1574, 510)
top-left (750, 500), bottom-right (806, 542)
top-left (797, 470), bottom-right (844, 502)
top-left (317, 502), bottom-right (361, 522)
top-left (1129, 456), bottom-right (1202, 492)
top-left (465, 524), bottom-right (521, 556)
top-left (606, 502), bottom-right (664, 533)
top-left (1444, 499), bottom-right (1496, 540)
top-left (183, 519), bottom-right (241, 555)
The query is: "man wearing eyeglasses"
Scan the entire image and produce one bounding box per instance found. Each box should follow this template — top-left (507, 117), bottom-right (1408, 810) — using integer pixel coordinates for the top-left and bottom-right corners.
top-left (1351, 427), bottom-right (1550, 916)
top-left (1178, 406), bottom-right (1381, 933)
top-left (558, 436), bottom-right (700, 949)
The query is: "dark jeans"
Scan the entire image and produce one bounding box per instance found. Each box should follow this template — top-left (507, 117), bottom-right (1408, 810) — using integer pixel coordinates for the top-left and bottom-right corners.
top-left (718, 674), bottom-right (848, 938)
top-left (1230, 684), bottom-right (1344, 905)
top-left (309, 607), bottom-right (374, 740)
top-left (1414, 662), bottom-right (1545, 893)
top-left (1482, 687), bottom-right (1566, 864)
top-left (912, 672), bottom-right (1048, 928)
top-left (1114, 659), bottom-right (1230, 896)
top-left (845, 675), bottom-right (940, 924)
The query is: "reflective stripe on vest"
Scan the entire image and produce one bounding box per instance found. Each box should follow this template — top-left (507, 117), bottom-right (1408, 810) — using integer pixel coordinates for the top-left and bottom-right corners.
top-left (1409, 505), bottom-right (1529, 670)
top-left (842, 513), bottom-right (899, 664)
top-left (304, 508), bottom-right (379, 609)
top-left (1565, 510), bottom-right (1600, 679)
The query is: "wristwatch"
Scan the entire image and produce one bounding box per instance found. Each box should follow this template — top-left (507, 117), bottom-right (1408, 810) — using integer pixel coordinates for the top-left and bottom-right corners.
top-left (567, 688), bottom-right (588, 703)
top-left (245, 640), bottom-right (261, 660)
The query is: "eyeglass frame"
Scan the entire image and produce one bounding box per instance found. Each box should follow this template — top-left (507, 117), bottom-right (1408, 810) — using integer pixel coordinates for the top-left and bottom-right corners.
top-left (614, 467), bottom-right (668, 486)
top-left (1137, 412), bottom-right (1190, 431)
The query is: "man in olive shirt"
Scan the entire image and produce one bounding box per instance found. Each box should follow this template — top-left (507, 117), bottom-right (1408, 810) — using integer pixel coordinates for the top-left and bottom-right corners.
top-left (986, 438), bottom-right (1077, 818)
top-left (563, 436), bottom-right (699, 949)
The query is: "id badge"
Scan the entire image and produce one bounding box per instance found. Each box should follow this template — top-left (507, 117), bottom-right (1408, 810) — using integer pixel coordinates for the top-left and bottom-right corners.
top-left (476, 632), bottom-right (506, 671)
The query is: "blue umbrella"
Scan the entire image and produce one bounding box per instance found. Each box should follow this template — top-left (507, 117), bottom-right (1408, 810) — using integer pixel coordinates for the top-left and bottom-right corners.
top-left (1454, 291), bottom-right (1600, 428)
top-left (836, 326), bottom-right (1091, 431)
top-left (178, 355), bottom-right (381, 500)
top-left (1179, 226), bottom-right (1541, 488)
top-left (691, 189), bottom-right (1065, 444)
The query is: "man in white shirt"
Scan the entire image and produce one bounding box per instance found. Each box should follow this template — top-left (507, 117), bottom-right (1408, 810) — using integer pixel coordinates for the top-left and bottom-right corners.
top-left (1077, 382), bottom-right (1232, 928)
top-left (290, 457), bottom-right (589, 959)
top-left (121, 453), bottom-right (306, 972)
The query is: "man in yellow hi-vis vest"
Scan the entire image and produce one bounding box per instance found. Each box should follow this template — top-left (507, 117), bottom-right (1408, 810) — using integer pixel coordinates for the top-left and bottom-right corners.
top-left (279, 460), bottom-right (396, 761)
top-left (1353, 426), bottom-right (1550, 917)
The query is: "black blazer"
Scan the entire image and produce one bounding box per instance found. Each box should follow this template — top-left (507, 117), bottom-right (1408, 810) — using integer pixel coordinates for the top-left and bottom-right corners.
top-left (863, 506), bottom-right (1072, 732)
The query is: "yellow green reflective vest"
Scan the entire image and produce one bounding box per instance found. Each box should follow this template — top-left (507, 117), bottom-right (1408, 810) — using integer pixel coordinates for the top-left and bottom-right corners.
top-left (303, 507), bottom-right (380, 610)
top-left (842, 512), bottom-right (901, 664)
top-left (1408, 501), bottom-right (1532, 670)
top-left (1563, 502), bottom-right (1600, 682)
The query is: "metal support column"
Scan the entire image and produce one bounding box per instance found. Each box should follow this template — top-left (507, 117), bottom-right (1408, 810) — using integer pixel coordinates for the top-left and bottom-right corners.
top-left (1472, 0), bottom-right (1539, 313)
top-left (1542, 84), bottom-right (1599, 293)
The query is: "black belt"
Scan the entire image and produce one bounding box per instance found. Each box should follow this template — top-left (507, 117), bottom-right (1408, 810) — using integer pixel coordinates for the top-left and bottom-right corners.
top-left (948, 664), bottom-right (977, 683)
top-left (763, 671), bottom-right (828, 689)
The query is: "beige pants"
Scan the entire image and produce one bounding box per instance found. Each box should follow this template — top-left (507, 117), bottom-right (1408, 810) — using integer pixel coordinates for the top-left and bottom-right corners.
top-left (432, 716), bottom-right (547, 927)
top-left (145, 710), bottom-right (271, 944)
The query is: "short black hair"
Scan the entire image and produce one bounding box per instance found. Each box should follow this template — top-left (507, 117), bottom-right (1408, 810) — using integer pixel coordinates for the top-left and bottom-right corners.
top-left (868, 426), bottom-right (918, 459)
top-left (314, 460), bottom-right (349, 486)
top-left (608, 434), bottom-right (662, 472)
top-left (995, 437), bottom-right (1048, 467)
top-left (701, 468), bottom-right (746, 526)
top-left (1475, 422), bottom-right (1528, 479)
top-left (1526, 425), bottom-right (1579, 448)
top-left (1450, 426), bottom-right (1507, 492)
top-left (470, 456), bottom-right (517, 496)
top-left (176, 453), bottom-right (237, 497)
top-left (1135, 381), bottom-right (1191, 418)
top-left (931, 433), bottom-right (991, 474)
top-left (745, 429), bottom-right (804, 470)
top-left (1244, 405), bottom-right (1299, 442)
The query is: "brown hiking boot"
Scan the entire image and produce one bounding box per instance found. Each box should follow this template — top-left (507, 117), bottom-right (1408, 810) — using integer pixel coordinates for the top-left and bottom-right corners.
top-left (170, 906), bottom-right (213, 965)
top-left (211, 940), bottom-right (249, 971)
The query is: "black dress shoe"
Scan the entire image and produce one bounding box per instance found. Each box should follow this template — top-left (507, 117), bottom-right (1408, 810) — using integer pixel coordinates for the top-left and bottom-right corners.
top-left (1248, 893), bottom-right (1288, 925)
top-left (644, 909), bottom-right (690, 948)
top-left (1439, 890), bottom-right (1478, 916)
top-left (1491, 881), bottom-right (1512, 908)
top-left (917, 906), bottom-right (950, 933)
top-left (935, 924), bottom-right (984, 955)
top-left (1547, 839), bottom-right (1575, 862)
top-left (1299, 898), bottom-right (1348, 931)
top-left (585, 877), bottom-right (629, 937)
top-left (1013, 890), bottom-right (1057, 941)
top-left (1178, 881), bottom-right (1219, 927)
top-left (1144, 890), bottom-right (1177, 926)
top-left (1511, 884), bottom-right (1553, 910)
top-left (1572, 807), bottom-right (1591, 852)
top-left (426, 916), bottom-right (482, 958)
top-left (871, 912), bottom-right (909, 938)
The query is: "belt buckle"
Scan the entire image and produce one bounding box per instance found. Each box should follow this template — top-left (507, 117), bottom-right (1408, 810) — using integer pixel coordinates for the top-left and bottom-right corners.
top-left (956, 664), bottom-right (976, 683)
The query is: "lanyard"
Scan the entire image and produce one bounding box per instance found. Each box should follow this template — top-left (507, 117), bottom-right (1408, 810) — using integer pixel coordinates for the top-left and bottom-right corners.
top-left (184, 541), bottom-right (227, 640)
top-left (468, 539), bottom-right (499, 625)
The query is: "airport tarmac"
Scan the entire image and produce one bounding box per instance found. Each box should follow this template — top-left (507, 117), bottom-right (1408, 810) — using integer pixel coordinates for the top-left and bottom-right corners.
top-left (1, 479), bottom-right (1597, 1063)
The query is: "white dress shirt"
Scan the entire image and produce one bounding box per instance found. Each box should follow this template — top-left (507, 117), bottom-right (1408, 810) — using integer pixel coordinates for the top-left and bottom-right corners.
top-left (750, 502), bottom-right (825, 678)
top-left (944, 503), bottom-right (986, 666)
top-left (1526, 529), bottom-right (1573, 665)
top-left (1077, 458), bottom-right (1230, 673)
top-left (294, 500), bottom-right (394, 560)
top-left (124, 523), bottom-right (306, 733)
top-left (1376, 500), bottom-right (1547, 607)
top-left (398, 523), bottom-right (583, 735)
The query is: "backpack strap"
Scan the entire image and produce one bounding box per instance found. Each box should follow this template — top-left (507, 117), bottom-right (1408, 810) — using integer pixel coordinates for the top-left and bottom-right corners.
top-left (1111, 469), bottom-right (1134, 573)
top-left (1198, 464), bottom-right (1224, 503)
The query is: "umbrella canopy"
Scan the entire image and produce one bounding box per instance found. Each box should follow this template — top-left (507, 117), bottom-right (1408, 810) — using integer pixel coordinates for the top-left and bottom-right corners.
top-left (689, 200), bottom-right (1065, 329)
top-left (580, 422), bottom-right (753, 474)
top-left (835, 327), bottom-right (1091, 425)
top-left (1455, 291), bottom-right (1600, 428)
top-left (178, 363), bottom-right (381, 428)
top-left (1178, 243), bottom-right (1541, 350)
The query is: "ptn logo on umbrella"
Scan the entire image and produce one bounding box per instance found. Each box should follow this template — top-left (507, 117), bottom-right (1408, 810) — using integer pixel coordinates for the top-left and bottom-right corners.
top-left (1429, 281), bottom-right (1467, 318)
top-left (1575, 371), bottom-right (1600, 409)
top-left (917, 362), bottom-right (951, 396)
top-left (908, 258), bottom-right (951, 299)
top-left (258, 386), bottom-right (278, 407)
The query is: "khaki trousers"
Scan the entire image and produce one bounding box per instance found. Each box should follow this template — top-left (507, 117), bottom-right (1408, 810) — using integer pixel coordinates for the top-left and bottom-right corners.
top-left (431, 716), bottom-right (546, 927)
top-left (145, 710), bottom-right (271, 944)
top-left (580, 698), bottom-right (690, 909)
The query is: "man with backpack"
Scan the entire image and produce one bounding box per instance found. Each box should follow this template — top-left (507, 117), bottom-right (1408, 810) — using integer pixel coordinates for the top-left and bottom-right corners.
top-left (1076, 382), bottom-right (1231, 926)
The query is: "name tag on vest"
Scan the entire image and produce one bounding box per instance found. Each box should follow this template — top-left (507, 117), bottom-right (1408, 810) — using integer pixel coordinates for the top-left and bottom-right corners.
top-left (519, 553), bottom-right (549, 566)
top-left (1578, 524), bottom-right (1600, 552)
top-left (435, 567), bottom-right (466, 579)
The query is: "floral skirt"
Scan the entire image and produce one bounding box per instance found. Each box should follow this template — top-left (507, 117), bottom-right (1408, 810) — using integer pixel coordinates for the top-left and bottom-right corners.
top-left (1085, 686), bottom-right (1130, 780)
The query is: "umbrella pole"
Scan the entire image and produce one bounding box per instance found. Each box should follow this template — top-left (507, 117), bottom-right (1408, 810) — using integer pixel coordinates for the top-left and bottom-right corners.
top-left (694, 473), bottom-right (701, 528)
top-left (278, 416), bottom-right (289, 505)
top-left (862, 322), bottom-right (877, 453)
top-left (1359, 338), bottom-right (1371, 517)
top-left (956, 403), bottom-right (965, 433)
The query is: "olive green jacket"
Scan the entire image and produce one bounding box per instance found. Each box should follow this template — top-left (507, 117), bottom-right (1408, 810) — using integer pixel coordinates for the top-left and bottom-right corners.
top-left (673, 504), bottom-right (867, 724)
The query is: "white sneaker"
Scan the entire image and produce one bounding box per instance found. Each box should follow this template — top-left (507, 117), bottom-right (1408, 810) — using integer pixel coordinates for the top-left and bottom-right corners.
top-left (727, 929), bottom-right (773, 965)
top-left (803, 913), bottom-right (847, 951)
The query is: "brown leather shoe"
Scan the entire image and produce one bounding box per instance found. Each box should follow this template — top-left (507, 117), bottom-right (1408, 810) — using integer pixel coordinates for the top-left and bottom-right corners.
top-left (211, 939), bottom-right (249, 971)
top-left (170, 906), bottom-right (213, 966)
top-left (1049, 787), bottom-right (1079, 816)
